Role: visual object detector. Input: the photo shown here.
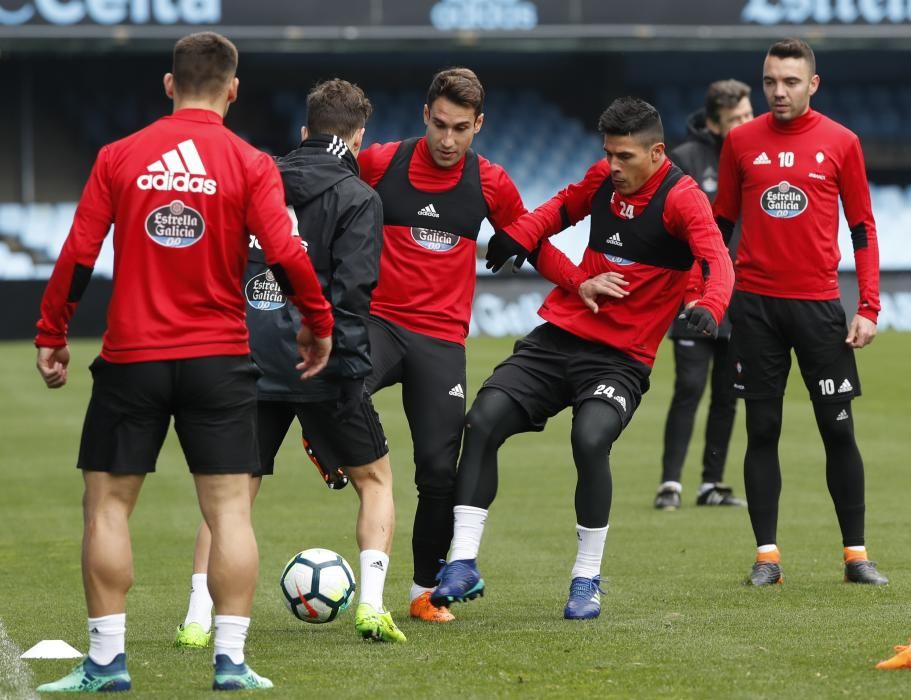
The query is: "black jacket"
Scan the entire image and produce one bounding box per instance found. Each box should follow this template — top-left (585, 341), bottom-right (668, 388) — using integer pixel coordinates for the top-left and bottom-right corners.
top-left (667, 110), bottom-right (738, 341)
top-left (244, 134), bottom-right (383, 400)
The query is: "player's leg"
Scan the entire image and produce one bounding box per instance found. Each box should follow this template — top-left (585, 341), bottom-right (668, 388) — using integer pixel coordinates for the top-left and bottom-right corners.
top-left (39, 357), bottom-right (171, 693)
top-left (175, 356), bottom-right (271, 690)
top-left (433, 325), bottom-right (568, 607)
top-left (364, 315), bottom-right (406, 395)
top-left (793, 299), bottom-right (887, 584)
top-left (399, 332), bottom-right (467, 617)
top-left (657, 338), bottom-right (712, 509)
top-left (566, 400), bottom-right (624, 619)
top-left (697, 338), bottom-right (744, 506)
top-left (563, 348), bottom-right (647, 619)
top-left (730, 292), bottom-right (790, 586)
top-left (293, 396), bottom-right (405, 640)
top-left (176, 402), bottom-right (291, 648)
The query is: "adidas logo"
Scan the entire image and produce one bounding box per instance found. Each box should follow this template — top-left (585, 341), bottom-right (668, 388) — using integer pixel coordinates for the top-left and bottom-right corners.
top-left (418, 203), bottom-right (440, 218)
top-left (136, 139), bottom-right (217, 195)
top-left (836, 409), bottom-right (849, 421)
top-left (326, 135), bottom-right (349, 159)
top-left (369, 560), bottom-right (385, 571)
top-left (449, 383), bottom-right (464, 398)
top-left (753, 152), bottom-right (771, 165)
top-left (838, 379), bottom-right (853, 393)
top-left (612, 395), bottom-right (627, 411)
top-left (606, 232), bottom-right (623, 247)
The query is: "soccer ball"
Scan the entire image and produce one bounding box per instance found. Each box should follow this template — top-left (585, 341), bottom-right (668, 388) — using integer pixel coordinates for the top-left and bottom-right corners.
top-left (279, 548), bottom-right (356, 623)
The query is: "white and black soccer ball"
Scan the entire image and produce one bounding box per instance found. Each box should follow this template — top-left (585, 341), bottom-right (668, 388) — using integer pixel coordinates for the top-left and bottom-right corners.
top-left (279, 548), bottom-right (356, 624)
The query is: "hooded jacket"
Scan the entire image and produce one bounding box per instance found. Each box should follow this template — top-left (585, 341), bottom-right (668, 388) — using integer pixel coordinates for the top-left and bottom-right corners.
top-left (244, 134), bottom-right (383, 400)
top-left (669, 110), bottom-right (738, 340)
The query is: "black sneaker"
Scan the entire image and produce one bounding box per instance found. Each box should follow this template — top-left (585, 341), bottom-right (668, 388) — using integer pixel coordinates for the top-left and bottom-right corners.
top-left (654, 486), bottom-right (681, 510)
top-left (696, 484), bottom-right (747, 507)
top-left (844, 559), bottom-right (889, 585)
top-left (746, 561), bottom-right (783, 586)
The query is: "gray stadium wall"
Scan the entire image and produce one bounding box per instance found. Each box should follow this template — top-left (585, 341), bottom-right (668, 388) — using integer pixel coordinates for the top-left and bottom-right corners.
top-left (5, 273), bottom-right (911, 342)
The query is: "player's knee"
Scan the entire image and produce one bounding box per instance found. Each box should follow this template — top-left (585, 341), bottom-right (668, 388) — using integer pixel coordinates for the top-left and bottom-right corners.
top-left (347, 455), bottom-right (393, 490)
top-left (674, 371), bottom-right (705, 400)
top-left (414, 454), bottom-right (457, 493)
top-left (745, 402), bottom-right (783, 444)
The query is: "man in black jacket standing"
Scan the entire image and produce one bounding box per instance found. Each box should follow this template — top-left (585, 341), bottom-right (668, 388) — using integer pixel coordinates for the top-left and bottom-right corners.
top-left (655, 79), bottom-right (753, 510)
top-left (176, 79), bottom-right (406, 644)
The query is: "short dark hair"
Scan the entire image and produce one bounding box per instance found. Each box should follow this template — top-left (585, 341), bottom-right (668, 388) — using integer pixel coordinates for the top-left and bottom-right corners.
top-left (426, 67), bottom-right (484, 116)
top-left (172, 32), bottom-right (238, 98)
top-left (306, 79), bottom-right (373, 140)
top-left (767, 37), bottom-right (816, 74)
top-left (597, 97), bottom-right (664, 146)
top-left (704, 79), bottom-right (752, 123)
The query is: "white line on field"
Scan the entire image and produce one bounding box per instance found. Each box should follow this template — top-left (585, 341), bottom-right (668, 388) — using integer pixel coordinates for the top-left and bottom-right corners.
top-left (0, 618), bottom-right (38, 700)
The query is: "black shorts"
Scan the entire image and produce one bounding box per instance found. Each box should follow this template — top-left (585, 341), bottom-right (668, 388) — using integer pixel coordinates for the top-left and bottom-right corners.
top-left (255, 393), bottom-right (388, 477)
top-left (729, 291), bottom-right (861, 403)
top-left (365, 315), bottom-right (466, 482)
top-left (481, 323), bottom-right (651, 431)
top-left (77, 355), bottom-right (260, 475)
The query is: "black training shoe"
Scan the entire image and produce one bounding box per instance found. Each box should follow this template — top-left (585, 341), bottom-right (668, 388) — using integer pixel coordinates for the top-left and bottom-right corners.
top-left (696, 484), bottom-right (747, 507)
top-left (747, 561), bottom-right (783, 586)
top-left (844, 559), bottom-right (889, 585)
top-left (654, 486), bottom-right (681, 510)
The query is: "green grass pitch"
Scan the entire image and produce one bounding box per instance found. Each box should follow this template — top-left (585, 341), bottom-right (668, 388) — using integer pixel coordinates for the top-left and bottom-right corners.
top-left (1, 333), bottom-right (908, 698)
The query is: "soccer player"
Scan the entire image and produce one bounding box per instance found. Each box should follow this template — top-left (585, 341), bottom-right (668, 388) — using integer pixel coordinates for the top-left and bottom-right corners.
top-left (175, 79), bottom-right (405, 646)
top-left (713, 38), bottom-right (887, 586)
top-left (34, 32), bottom-right (333, 692)
top-left (356, 68), bottom-right (527, 623)
top-left (655, 79), bottom-right (753, 510)
top-left (432, 97), bottom-right (734, 619)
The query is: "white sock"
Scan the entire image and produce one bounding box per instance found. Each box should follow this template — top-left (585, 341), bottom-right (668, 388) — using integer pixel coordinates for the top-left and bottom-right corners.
top-left (87, 613), bottom-right (125, 666)
top-left (571, 524), bottom-right (609, 579)
top-left (658, 481), bottom-right (682, 494)
top-left (449, 505), bottom-right (488, 561)
top-left (410, 582), bottom-right (433, 602)
top-left (757, 544), bottom-right (779, 554)
top-left (184, 573), bottom-right (213, 632)
top-left (213, 615), bottom-right (249, 665)
top-left (846, 545), bottom-right (866, 553)
top-left (359, 550), bottom-right (389, 611)
top-left (698, 482), bottom-right (716, 496)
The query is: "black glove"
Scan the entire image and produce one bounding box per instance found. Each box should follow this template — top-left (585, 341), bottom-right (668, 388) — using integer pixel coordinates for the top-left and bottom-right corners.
top-left (485, 230), bottom-right (529, 273)
top-left (680, 305), bottom-right (718, 338)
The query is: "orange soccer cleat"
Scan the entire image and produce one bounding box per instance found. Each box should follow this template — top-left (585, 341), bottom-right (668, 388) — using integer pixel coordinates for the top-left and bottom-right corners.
top-left (410, 591), bottom-right (456, 623)
top-left (876, 642), bottom-right (911, 670)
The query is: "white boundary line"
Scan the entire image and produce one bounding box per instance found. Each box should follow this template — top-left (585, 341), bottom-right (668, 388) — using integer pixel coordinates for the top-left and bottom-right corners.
top-left (0, 619), bottom-right (38, 700)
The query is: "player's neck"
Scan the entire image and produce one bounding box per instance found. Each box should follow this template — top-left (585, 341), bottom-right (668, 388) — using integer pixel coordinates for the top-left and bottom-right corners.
top-left (172, 99), bottom-right (227, 117)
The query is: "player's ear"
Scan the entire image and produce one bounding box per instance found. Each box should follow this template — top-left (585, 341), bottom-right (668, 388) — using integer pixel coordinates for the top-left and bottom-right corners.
top-left (652, 142), bottom-right (666, 162)
top-left (227, 77), bottom-right (239, 104)
top-left (351, 127), bottom-right (365, 154)
top-left (474, 112), bottom-right (484, 134)
top-left (809, 73), bottom-right (820, 97)
top-left (301, 126), bottom-right (309, 142)
top-left (163, 73), bottom-right (175, 100)
top-left (423, 104), bottom-right (430, 126)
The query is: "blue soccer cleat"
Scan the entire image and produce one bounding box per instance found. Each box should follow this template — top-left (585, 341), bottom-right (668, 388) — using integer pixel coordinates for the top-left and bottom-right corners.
top-left (563, 575), bottom-right (605, 620)
top-left (430, 559), bottom-right (485, 607)
top-left (212, 654), bottom-right (273, 691)
top-left (36, 653), bottom-right (132, 693)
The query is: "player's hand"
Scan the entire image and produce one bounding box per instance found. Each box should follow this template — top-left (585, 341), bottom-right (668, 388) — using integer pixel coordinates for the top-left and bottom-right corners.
top-left (846, 314), bottom-right (876, 348)
top-left (578, 272), bottom-right (629, 313)
top-left (485, 230), bottom-right (529, 273)
top-left (36, 346), bottom-right (70, 389)
top-left (680, 305), bottom-right (718, 338)
top-left (295, 325), bottom-right (332, 380)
